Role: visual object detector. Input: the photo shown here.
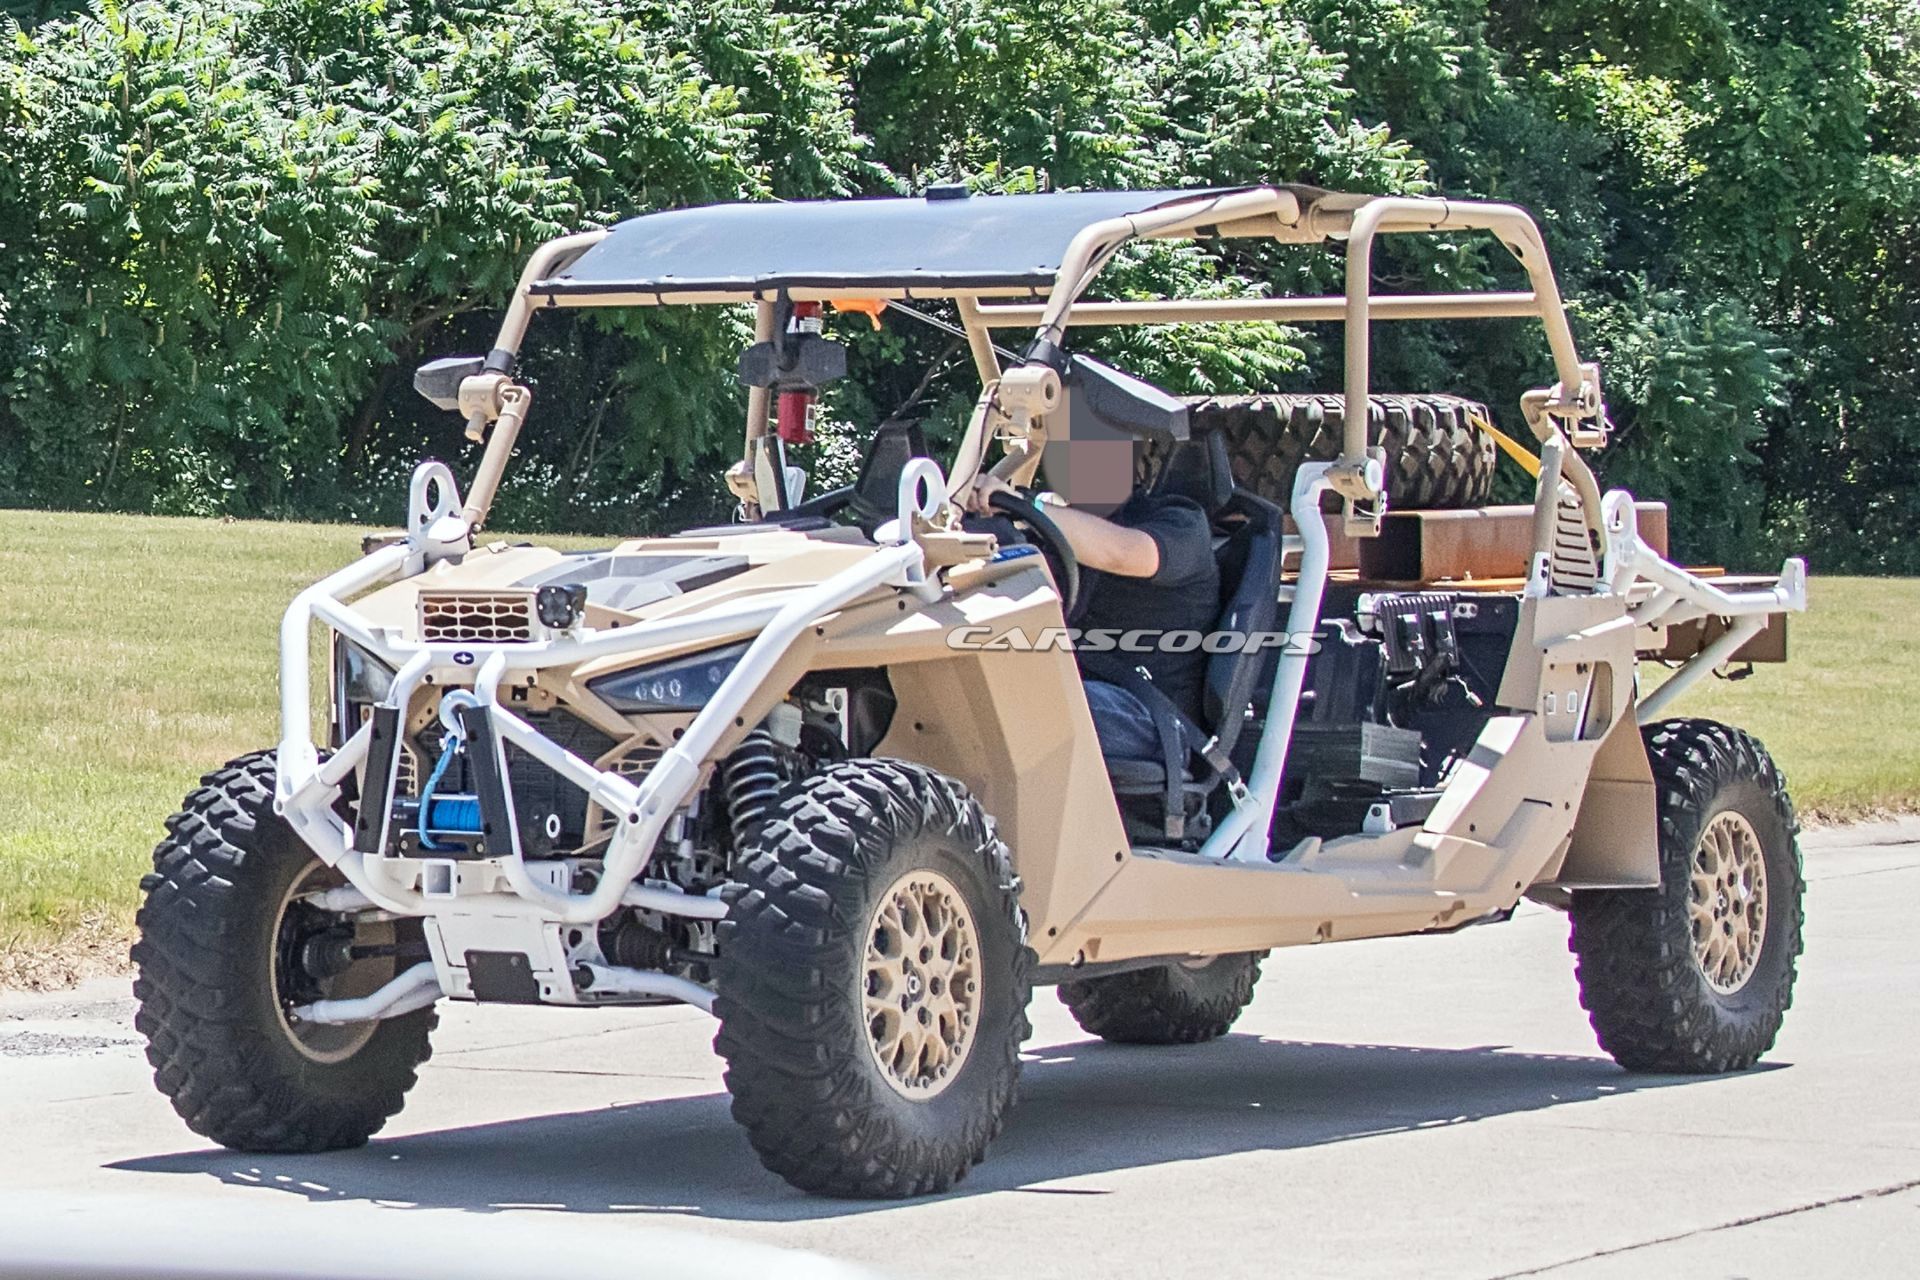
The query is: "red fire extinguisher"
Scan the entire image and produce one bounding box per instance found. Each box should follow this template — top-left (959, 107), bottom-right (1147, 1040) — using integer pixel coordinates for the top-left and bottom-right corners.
top-left (776, 302), bottom-right (821, 446)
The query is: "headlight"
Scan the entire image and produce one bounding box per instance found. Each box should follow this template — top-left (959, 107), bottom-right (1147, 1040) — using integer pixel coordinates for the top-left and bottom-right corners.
top-left (588, 642), bottom-right (748, 713)
top-left (338, 641), bottom-right (398, 705)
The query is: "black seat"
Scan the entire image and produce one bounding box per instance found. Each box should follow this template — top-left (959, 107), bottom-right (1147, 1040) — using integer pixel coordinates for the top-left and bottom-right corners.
top-left (1093, 430), bottom-right (1284, 843)
top-left (844, 420), bottom-right (931, 536)
top-left (776, 419), bottom-right (929, 534)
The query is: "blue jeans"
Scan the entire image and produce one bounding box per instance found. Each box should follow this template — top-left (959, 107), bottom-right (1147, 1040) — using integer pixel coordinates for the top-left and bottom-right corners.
top-left (1083, 679), bottom-right (1163, 760)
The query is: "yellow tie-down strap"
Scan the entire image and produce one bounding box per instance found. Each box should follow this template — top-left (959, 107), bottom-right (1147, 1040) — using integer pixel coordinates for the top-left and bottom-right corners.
top-left (1468, 411), bottom-right (1541, 478)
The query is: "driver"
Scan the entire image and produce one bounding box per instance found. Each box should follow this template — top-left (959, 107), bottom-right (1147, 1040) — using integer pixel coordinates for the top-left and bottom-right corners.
top-left (964, 434), bottom-right (1218, 761)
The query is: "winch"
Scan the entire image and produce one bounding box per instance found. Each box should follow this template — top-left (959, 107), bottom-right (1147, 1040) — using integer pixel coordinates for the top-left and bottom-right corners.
top-left (390, 691), bottom-right (492, 855)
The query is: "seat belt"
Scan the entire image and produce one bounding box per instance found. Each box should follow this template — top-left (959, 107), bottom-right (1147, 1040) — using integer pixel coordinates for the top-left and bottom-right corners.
top-left (1102, 666), bottom-right (1243, 841)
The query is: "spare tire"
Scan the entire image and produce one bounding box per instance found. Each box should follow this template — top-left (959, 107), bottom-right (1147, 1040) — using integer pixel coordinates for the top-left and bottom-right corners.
top-left (1184, 392), bottom-right (1497, 510)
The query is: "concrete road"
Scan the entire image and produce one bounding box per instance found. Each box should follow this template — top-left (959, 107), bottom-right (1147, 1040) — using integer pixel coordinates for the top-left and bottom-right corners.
top-left (3, 821), bottom-right (1917, 1279)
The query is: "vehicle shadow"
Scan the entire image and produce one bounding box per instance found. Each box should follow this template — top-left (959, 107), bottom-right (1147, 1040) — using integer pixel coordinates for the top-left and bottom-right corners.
top-left (110, 1033), bottom-right (1771, 1222)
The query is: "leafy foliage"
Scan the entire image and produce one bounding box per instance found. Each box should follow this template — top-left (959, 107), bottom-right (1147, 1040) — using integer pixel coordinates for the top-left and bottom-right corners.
top-left (0, 0), bottom-right (857, 526)
top-left (0, 0), bottom-right (1914, 568)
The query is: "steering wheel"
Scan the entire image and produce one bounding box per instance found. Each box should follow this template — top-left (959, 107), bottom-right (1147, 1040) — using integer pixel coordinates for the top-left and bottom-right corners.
top-left (986, 489), bottom-right (1083, 620)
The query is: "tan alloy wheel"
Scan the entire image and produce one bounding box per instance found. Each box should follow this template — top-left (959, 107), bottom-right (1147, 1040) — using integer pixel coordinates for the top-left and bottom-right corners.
top-left (863, 869), bottom-right (981, 1099)
top-left (272, 863), bottom-right (401, 1064)
top-left (1689, 810), bottom-right (1769, 995)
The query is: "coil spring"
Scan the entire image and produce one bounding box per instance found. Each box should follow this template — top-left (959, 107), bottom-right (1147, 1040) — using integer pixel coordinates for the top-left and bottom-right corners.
top-left (722, 730), bottom-right (786, 851)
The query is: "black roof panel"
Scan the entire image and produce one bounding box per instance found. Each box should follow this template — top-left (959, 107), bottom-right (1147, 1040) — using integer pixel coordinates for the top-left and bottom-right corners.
top-left (533, 188), bottom-right (1246, 297)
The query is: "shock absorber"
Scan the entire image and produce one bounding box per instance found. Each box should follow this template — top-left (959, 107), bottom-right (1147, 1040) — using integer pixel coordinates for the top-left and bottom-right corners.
top-left (722, 730), bottom-right (787, 851)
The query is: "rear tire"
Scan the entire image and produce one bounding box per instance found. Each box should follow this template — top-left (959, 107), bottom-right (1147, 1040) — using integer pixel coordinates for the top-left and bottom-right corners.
top-left (1569, 720), bottom-right (1803, 1073)
top-left (133, 751), bottom-right (435, 1151)
top-left (1059, 951), bottom-right (1266, 1045)
top-left (714, 759), bottom-right (1032, 1198)
top-left (1190, 392), bottom-right (1497, 509)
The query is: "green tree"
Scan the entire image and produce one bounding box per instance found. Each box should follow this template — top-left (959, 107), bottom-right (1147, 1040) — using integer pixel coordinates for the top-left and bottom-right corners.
top-left (0, 0), bottom-right (1914, 567)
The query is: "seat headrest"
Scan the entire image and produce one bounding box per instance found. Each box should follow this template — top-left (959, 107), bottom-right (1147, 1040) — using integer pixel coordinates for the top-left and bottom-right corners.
top-left (1150, 430), bottom-right (1234, 515)
top-left (846, 420), bottom-right (929, 535)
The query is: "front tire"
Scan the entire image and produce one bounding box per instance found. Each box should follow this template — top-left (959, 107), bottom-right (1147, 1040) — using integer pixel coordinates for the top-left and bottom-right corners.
top-left (1059, 952), bottom-right (1266, 1045)
top-left (133, 751), bottom-right (435, 1151)
top-left (1569, 719), bottom-right (1803, 1073)
top-left (714, 760), bottom-right (1032, 1198)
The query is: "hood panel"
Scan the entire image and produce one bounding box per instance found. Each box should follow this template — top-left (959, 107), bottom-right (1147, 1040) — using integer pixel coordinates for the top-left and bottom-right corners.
top-left (347, 530), bottom-right (879, 645)
top-left (514, 552), bottom-right (750, 613)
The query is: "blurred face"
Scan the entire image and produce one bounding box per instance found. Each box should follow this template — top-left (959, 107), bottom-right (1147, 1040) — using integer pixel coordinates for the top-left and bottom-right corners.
top-left (1042, 437), bottom-right (1135, 517)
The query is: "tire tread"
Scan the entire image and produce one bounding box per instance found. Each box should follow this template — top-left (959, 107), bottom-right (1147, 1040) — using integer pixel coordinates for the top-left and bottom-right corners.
top-left (714, 759), bottom-right (1032, 1198)
top-left (1059, 952), bottom-right (1265, 1045)
top-left (1569, 719), bottom-right (1803, 1073)
top-left (133, 750), bottom-right (434, 1152)
top-left (1185, 392), bottom-right (1497, 510)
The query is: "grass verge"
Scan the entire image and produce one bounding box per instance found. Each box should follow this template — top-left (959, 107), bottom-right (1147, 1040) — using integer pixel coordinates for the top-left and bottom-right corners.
top-left (1637, 575), bottom-right (1920, 823)
top-left (0, 510), bottom-right (371, 985)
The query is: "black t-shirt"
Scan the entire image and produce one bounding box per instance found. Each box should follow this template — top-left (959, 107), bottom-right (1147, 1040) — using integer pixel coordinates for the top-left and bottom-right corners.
top-left (1076, 492), bottom-right (1220, 723)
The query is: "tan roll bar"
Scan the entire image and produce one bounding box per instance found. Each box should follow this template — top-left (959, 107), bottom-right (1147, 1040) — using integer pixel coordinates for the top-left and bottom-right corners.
top-left (967, 189), bottom-right (1608, 544)
top-left (459, 230), bottom-right (608, 530)
top-left (476, 187), bottom-right (1612, 556)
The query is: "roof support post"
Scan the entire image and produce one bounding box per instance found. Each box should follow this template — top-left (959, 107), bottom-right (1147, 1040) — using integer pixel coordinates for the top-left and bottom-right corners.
top-left (733, 299), bottom-right (783, 516)
top-left (491, 231), bottom-right (608, 364)
top-left (955, 295), bottom-right (1001, 385)
top-left (1029, 189), bottom-right (1298, 356)
top-left (460, 230), bottom-right (607, 532)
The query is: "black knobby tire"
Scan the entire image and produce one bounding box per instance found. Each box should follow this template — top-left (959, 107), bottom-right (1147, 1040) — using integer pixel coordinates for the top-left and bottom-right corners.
top-left (1058, 951), bottom-right (1266, 1045)
top-left (133, 750), bottom-right (435, 1151)
top-left (1187, 392), bottom-right (1497, 510)
top-left (1569, 719), bottom-right (1804, 1073)
top-left (713, 759), bottom-right (1032, 1198)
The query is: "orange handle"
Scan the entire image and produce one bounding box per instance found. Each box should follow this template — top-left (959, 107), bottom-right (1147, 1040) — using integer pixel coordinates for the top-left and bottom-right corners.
top-left (829, 297), bottom-right (888, 330)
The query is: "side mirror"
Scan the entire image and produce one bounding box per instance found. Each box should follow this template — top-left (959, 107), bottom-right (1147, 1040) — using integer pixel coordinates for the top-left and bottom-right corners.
top-left (414, 356), bottom-right (486, 411)
top-left (737, 334), bottom-right (848, 391)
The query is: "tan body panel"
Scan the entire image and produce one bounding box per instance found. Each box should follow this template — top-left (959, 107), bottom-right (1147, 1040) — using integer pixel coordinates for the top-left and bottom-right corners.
top-left (1540, 712), bottom-right (1661, 892)
top-left (341, 518), bottom-right (1663, 964)
top-left (352, 543), bottom-right (572, 632)
top-left (1026, 590), bottom-right (1656, 967)
top-left (769, 559), bottom-right (1138, 937)
top-left (757, 559), bottom-right (1657, 966)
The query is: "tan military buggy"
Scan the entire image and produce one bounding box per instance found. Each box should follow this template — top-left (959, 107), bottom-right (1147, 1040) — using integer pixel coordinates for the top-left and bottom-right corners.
top-left (133, 186), bottom-right (1808, 1197)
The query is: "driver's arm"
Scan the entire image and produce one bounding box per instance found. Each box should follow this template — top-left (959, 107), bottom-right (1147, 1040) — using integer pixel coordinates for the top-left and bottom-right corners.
top-left (963, 474), bottom-right (1159, 578)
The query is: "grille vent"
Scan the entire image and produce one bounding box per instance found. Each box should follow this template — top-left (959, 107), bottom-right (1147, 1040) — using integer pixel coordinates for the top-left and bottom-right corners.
top-left (586, 744), bottom-right (667, 841)
top-left (419, 591), bottom-right (536, 643)
top-left (1548, 487), bottom-right (1600, 594)
top-left (611, 745), bottom-right (666, 778)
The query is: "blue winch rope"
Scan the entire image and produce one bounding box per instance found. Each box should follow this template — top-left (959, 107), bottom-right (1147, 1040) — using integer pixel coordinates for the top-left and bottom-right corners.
top-left (416, 725), bottom-right (464, 852)
top-left (424, 795), bottom-right (484, 834)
